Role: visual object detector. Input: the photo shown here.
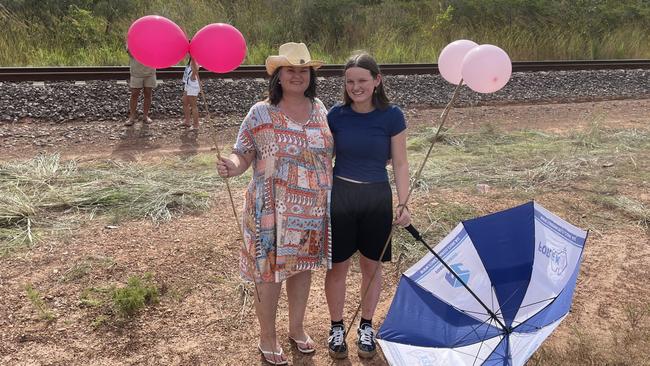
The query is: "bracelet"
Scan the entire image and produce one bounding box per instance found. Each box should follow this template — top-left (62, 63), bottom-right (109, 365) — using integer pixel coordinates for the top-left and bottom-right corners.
top-left (396, 204), bottom-right (409, 211)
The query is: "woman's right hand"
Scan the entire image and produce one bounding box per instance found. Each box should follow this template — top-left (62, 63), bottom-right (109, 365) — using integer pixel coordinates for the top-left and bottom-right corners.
top-left (216, 156), bottom-right (237, 178)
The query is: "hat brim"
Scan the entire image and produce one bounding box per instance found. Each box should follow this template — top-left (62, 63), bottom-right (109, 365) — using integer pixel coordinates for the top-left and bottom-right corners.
top-left (265, 55), bottom-right (324, 75)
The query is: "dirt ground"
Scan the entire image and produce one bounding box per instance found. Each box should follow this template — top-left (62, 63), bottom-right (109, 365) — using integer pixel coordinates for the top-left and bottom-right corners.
top-left (1, 99), bottom-right (649, 365)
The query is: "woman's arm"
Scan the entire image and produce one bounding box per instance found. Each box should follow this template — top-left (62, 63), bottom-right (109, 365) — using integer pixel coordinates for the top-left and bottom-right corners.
top-left (391, 130), bottom-right (411, 227)
top-left (217, 151), bottom-right (255, 178)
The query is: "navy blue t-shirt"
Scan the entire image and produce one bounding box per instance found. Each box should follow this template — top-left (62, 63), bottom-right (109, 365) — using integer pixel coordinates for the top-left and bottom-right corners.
top-left (327, 103), bottom-right (406, 183)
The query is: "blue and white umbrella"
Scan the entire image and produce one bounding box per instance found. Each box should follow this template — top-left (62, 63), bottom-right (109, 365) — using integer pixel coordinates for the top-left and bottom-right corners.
top-left (377, 202), bottom-right (588, 365)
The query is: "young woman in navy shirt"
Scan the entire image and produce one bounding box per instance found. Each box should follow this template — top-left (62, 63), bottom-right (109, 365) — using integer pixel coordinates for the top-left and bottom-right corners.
top-left (325, 52), bottom-right (411, 359)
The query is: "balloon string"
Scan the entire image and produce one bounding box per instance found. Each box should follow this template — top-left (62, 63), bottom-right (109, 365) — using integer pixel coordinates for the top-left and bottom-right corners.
top-left (335, 81), bottom-right (464, 364)
top-left (198, 78), bottom-right (261, 303)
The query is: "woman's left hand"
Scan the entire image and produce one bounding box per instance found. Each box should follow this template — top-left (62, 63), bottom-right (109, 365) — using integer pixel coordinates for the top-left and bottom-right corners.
top-left (393, 205), bottom-right (411, 227)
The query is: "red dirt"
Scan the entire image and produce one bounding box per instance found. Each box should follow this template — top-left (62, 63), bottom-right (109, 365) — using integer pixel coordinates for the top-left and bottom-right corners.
top-left (1, 98), bottom-right (649, 365)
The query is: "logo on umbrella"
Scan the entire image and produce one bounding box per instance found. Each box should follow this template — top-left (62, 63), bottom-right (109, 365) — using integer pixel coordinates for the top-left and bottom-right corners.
top-left (551, 248), bottom-right (568, 275)
top-left (445, 263), bottom-right (470, 288)
top-left (538, 241), bottom-right (568, 277)
top-left (407, 349), bottom-right (437, 365)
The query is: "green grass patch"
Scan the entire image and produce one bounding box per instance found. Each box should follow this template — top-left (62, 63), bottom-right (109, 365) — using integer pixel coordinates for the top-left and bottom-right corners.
top-left (80, 273), bottom-right (160, 324)
top-left (111, 273), bottom-right (159, 317)
top-left (80, 286), bottom-right (110, 308)
top-left (25, 283), bottom-right (55, 321)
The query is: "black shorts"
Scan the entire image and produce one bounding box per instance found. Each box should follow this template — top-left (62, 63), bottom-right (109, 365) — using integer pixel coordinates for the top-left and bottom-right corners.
top-left (331, 176), bottom-right (393, 263)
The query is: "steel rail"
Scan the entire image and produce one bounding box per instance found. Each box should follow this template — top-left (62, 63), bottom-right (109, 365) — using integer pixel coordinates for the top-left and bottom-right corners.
top-left (1, 59), bottom-right (649, 82)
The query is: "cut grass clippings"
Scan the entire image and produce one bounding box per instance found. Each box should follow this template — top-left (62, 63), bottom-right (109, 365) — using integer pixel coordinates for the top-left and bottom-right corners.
top-left (407, 122), bottom-right (649, 194)
top-left (0, 154), bottom-right (230, 255)
top-left (397, 119), bottom-right (649, 267)
top-left (2, 121), bottom-right (648, 256)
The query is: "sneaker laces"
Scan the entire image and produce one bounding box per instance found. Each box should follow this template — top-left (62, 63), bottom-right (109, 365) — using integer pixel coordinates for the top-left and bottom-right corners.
top-left (358, 325), bottom-right (375, 346)
top-left (328, 326), bottom-right (345, 346)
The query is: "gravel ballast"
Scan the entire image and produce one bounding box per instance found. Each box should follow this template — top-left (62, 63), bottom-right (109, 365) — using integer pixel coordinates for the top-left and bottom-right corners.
top-left (1, 69), bottom-right (648, 123)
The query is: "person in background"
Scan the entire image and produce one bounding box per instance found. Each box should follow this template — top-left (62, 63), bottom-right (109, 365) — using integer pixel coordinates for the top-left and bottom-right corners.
top-left (216, 42), bottom-right (333, 365)
top-left (126, 49), bottom-right (156, 126)
top-left (325, 52), bottom-right (411, 360)
top-left (182, 56), bottom-right (201, 131)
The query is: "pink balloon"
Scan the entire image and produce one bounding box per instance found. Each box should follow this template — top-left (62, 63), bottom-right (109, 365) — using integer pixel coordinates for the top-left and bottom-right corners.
top-left (438, 39), bottom-right (478, 85)
top-left (461, 45), bottom-right (512, 93)
top-left (190, 23), bottom-right (247, 73)
top-left (127, 16), bottom-right (189, 69)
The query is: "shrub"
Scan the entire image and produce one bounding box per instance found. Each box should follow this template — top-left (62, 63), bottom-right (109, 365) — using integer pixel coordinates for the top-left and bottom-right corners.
top-left (111, 273), bottom-right (159, 317)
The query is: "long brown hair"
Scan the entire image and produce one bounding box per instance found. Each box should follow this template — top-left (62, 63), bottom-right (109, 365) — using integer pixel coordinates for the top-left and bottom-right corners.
top-left (268, 66), bottom-right (318, 106)
top-left (342, 52), bottom-right (389, 110)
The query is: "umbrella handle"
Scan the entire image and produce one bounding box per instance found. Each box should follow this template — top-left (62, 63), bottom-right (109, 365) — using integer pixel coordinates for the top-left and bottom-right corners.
top-left (404, 224), bottom-right (422, 241)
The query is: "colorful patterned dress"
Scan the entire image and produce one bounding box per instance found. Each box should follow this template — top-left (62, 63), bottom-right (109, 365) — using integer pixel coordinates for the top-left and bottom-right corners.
top-left (233, 98), bottom-right (334, 283)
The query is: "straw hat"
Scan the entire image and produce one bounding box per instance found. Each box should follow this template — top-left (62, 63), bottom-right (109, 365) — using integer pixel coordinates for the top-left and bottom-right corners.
top-left (265, 42), bottom-right (324, 75)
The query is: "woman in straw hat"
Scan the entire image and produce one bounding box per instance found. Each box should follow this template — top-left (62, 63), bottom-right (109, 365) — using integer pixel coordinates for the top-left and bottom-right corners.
top-left (325, 52), bottom-right (411, 359)
top-left (217, 42), bottom-right (333, 365)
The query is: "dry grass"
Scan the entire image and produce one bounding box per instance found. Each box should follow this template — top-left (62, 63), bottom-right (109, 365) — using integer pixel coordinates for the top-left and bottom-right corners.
top-left (0, 154), bottom-right (227, 255)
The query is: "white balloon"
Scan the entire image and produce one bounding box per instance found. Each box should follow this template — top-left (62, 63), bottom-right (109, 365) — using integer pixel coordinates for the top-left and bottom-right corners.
top-left (438, 39), bottom-right (479, 85)
top-left (461, 44), bottom-right (512, 93)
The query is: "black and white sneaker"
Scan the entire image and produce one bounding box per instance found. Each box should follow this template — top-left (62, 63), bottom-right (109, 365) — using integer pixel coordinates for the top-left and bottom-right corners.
top-left (357, 323), bottom-right (377, 358)
top-left (328, 324), bottom-right (348, 359)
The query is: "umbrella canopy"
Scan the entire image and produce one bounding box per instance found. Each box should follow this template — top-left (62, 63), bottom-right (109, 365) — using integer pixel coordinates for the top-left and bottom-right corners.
top-left (378, 201), bottom-right (587, 365)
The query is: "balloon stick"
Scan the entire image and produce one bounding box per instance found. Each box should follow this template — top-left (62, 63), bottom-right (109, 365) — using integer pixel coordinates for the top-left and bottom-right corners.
top-left (197, 77), bottom-right (261, 304)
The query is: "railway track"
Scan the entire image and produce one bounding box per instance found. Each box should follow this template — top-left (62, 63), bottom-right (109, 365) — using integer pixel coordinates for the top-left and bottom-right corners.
top-left (1, 60), bottom-right (649, 82)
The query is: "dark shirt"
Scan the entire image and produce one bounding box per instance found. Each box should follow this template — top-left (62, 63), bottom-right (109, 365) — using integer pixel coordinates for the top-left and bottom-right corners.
top-left (327, 103), bottom-right (406, 183)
